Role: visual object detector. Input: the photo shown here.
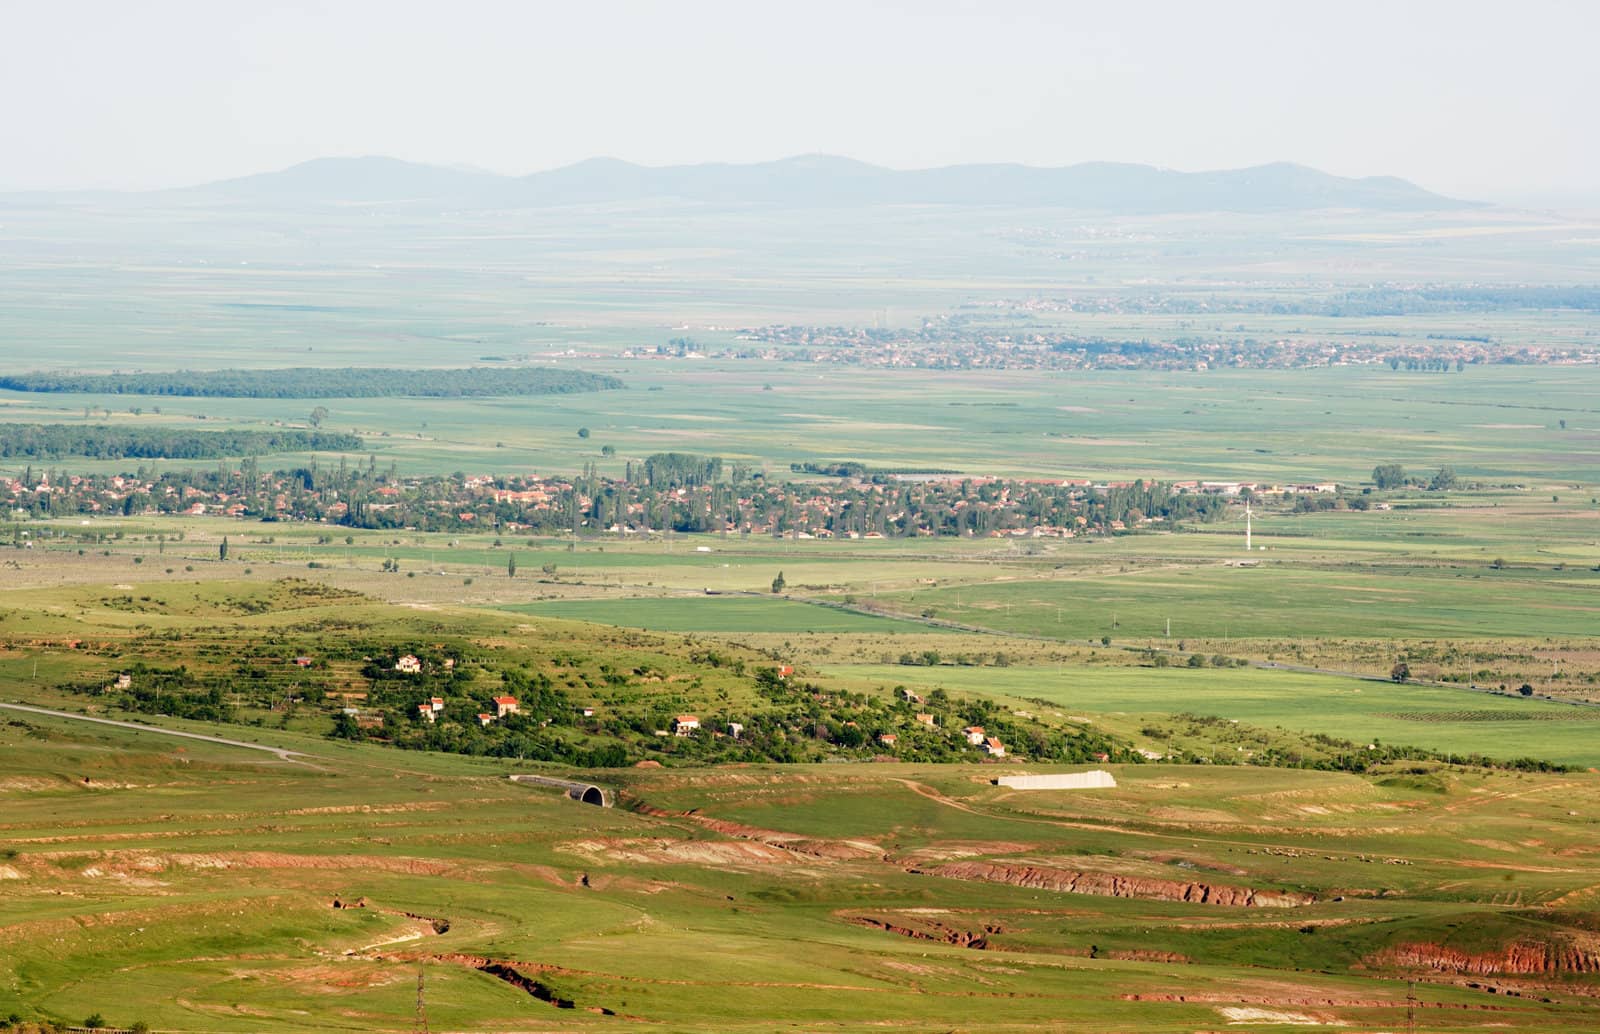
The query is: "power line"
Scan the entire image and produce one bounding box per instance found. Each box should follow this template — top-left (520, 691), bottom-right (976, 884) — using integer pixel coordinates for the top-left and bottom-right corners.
top-left (412, 964), bottom-right (429, 1034)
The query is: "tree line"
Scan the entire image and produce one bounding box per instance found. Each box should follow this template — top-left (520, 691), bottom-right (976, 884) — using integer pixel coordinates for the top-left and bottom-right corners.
top-left (0, 424), bottom-right (362, 460)
top-left (0, 366), bottom-right (623, 398)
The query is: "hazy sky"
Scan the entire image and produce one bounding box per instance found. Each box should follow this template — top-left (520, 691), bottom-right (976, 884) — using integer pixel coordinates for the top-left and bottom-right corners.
top-left (5, 0), bottom-right (1596, 202)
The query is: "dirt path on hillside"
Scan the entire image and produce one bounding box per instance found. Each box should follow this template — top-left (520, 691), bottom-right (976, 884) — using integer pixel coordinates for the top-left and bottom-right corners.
top-left (0, 702), bottom-right (312, 763)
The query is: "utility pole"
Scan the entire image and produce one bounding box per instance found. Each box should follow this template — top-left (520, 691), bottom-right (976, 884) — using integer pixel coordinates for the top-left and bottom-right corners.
top-left (412, 965), bottom-right (429, 1034)
top-left (1406, 979), bottom-right (1416, 1034)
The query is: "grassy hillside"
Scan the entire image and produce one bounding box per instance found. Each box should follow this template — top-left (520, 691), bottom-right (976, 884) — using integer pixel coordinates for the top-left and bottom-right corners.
top-left (4, 714), bottom-right (1600, 1031)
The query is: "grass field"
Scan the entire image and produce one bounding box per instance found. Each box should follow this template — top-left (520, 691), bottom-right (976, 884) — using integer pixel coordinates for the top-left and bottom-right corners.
top-left (831, 663), bottom-right (1600, 767)
top-left (5, 195), bottom-right (1600, 1029)
top-left (502, 594), bottom-right (939, 634)
top-left (5, 362), bottom-right (1599, 482)
top-left (866, 560), bottom-right (1600, 639)
top-left (5, 711), bottom-right (1600, 1032)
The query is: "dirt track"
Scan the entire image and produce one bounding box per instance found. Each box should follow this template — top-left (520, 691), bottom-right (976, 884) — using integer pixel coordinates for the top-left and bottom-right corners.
top-left (0, 702), bottom-right (311, 762)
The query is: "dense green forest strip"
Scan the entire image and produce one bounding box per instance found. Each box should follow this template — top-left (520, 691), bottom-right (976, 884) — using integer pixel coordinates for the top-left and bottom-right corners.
top-left (0, 424), bottom-right (362, 459)
top-left (0, 367), bottom-right (624, 398)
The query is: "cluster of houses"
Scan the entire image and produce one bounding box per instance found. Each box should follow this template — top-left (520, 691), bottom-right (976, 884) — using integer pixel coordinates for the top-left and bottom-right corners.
top-left (663, 700), bottom-right (1006, 757)
top-left (7, 462), bottom-right (1345, 542)
top-left (410, 694), bottom-right (523, 727)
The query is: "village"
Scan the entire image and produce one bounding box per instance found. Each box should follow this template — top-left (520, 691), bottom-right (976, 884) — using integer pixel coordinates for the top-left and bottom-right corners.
top-left (86, 648), bottom-right (1133, 770)
top-left (616, 316), bottom-right (1600, 372)
top-left (3, 462), bottom-right (1348, 541)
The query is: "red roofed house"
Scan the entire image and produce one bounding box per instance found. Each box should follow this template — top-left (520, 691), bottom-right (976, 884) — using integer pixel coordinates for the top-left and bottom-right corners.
top-left (493, 695), bottom-right (519, 718)
top-left (673, 714), bottom-right (700, 736)
top-left (394, 654), bottom-right (422, 674)
top-left (878, 733), bottom-right (898, 747)
top-left (477, 713), bottom-right (495, 727)
top-left (915, 712), bottom-right (936, 727)
top-left (962, 725), bottom-right (986, 746)
top-left (417, 704), bottom-right (436, 724)
top-left (983, 737), bottom-right (1006, 758)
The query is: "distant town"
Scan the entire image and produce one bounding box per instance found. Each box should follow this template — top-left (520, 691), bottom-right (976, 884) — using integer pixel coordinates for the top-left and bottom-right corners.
top-left (616, 314), bottom-right (1598, 371)
top-left (3, 455), bottom-right (1371, 540)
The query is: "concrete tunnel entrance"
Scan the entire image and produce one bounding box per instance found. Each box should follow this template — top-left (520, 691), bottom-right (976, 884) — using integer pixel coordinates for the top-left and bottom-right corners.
top-left (509, 774), bottom-right (613, 807)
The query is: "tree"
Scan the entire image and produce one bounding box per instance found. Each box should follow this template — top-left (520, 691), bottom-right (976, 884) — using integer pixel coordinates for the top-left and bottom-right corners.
top-left (1518, 683), bottom-right (1534, 697)
top-left (507, 553), bottom-right (517, 578)
top-left (308, 405), bottom-right (330, 428)
top-left (771, 571), bottom-right (786, 594)
top-left (1429, 465), bottom-right (1457, 491)
top-left (1372, 464), bottom-right (1406, 489)
top-left (577, 427), bottom-right (590, 439)
top-left (600, 444), bottom-right (615, 457)
top-left (1390, 661), bottom-right (1410, 683)
top-left (218, 535), bottom-right (229, 562)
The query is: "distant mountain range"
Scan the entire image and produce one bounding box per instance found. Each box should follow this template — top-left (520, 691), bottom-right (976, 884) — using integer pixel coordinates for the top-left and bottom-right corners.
top-left (172, 155), bottom-right (1476, 214)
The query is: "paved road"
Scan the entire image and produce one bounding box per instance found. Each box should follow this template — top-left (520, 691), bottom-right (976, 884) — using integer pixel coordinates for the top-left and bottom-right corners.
top-left (0, 702), bottom-right (311, 762)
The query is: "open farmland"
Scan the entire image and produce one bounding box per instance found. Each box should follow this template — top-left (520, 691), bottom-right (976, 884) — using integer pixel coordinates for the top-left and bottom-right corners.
top-left (2, 156), bottom-right (1599, 1033)
top-left (4, 362), bottom-right (1598, 481)
top-left (829, 663), bottom-right (1600, 768)
top-left (503, 595), bottom-right (938, 634)
top-left (865, 560), bottom-right (1600, 640)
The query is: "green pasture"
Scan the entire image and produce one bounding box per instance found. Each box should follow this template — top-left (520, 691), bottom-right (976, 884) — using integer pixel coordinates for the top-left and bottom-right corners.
top-left (832, 662), bottom-right (1600, 766)
top-left (501, 594), bottom-right (937, 634)
top-left (868, 558), bottom-right (1600, 640)
top-left (4, 361), bottom-right (1599, 483)
top-left (5, 710), bottom-right (1600, 1030)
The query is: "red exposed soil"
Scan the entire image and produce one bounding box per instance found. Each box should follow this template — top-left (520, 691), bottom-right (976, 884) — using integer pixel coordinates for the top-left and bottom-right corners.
top-left (923, 861), bottom-right (1315, 908)
top-left (1374, 940), bottom-right (1600, 975)
top-left (847, 914), bottom-right (1002, 949)
top-left (626, 799), bottom-right (879, 860)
